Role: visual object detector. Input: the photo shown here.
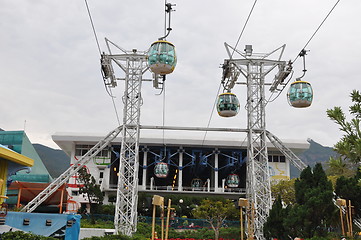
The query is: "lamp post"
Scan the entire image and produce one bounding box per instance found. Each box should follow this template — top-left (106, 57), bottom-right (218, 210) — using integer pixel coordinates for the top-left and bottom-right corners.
top-left (179, 199), bottom-right (183, 217)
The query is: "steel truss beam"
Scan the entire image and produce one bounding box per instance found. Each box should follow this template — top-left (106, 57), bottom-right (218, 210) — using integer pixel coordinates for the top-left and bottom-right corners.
top-left (20, 126), bottom-right (122, 213)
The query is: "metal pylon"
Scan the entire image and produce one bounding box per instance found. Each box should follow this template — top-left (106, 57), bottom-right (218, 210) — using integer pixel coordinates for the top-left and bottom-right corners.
top-left (102, 39), bottom-right (149, 235)
top-left (223, 43), bottom-right (289, 240)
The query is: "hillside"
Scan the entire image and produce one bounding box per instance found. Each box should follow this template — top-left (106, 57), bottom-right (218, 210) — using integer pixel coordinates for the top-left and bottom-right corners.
top-left (290, 138), bottom-right (337, 178)
top-left (33, 144), bottom-right (70, 178)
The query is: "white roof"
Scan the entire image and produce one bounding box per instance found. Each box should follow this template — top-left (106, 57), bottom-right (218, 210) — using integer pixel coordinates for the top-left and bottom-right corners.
top-left (52, 128), bottom-right (309, 156)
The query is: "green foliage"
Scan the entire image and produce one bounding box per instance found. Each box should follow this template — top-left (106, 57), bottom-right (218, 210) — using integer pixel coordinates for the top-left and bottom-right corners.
top-left (326, 156), bottom-right (355, 178)
top-left (327, 89), bottom-right (361, 164)
top-left (78, 166), bottom-right (104, 214)
top-left (271, 179), bottom-right (296, 205)
top-left (292, 163), bottom-right (335, 238)
top-left (0, 231), bottom-right (57, 240)
top-left (192, 199), bottom-right (238, 240)
top-left (265, 164), bottom-right (336, 239)
top-left (137, 193), bottom-right (229, 219)
top-left (335, 171), bottom-right (361, 217)
top-left (264, 196), bottom-right (289, 240)
top-left (81, 218), bottom-right (115, 228)
top-left (81, 234), bottom-right (146, 240)
top-left (99, 204), bottom-right (116, 215)
top-left (81, 222), bottom-right (239, 240)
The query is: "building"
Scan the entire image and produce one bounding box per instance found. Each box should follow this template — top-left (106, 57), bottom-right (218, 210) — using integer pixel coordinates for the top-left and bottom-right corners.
top-left (0, 131), bottom-right (51, 184)
top-left (0, 143), bottom-right (34, 204)
top-left (0, 130), bottom-right (66, 212)
top-left (52, 130), bottom-right (309, 210)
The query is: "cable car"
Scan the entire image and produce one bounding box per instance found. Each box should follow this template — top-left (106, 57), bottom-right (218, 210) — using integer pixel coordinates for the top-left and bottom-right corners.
top-left (148, 40), bottom-right (177, 75)
top-left (226, 174), bottom-right (240, 188)
top-left (154, 162), bottom-right (169, 178)
top-left (191, 178), bottom-right (203, 190)
top-left (217, 92), bottom-right (240, 117)
top-left (287, 80), bottom-right (313, 108)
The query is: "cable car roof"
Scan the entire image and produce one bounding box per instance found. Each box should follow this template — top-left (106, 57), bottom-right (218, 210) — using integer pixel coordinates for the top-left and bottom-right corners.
top-left (219, 92), bottom-right (236, 96)
top-left (291, 80), bottom-right (311, 84)
top-left (150, 40), bottom-right (175, 46)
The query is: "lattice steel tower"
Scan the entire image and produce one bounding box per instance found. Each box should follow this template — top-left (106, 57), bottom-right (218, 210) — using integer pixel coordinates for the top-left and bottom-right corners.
top-left (101, 39), bottom-right (148, 235)
top-left (221, 43), bottom-right (301, 240)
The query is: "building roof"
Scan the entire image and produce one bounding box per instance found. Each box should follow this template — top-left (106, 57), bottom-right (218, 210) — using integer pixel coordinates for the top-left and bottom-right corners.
top-left (52, 128), bottom-right (310, 156)
top-left (0, 131), bottom-right (51, 177)
top-left (0, 144), bottom-right (33, 167)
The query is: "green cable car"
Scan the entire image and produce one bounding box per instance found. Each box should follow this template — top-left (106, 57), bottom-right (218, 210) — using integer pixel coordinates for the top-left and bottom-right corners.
top-left (148, 40), bottom-right (177, 75)
top-left (217, 92), bottom-right (240, 117)
top-left (287, 80), bottom-right (313, 108)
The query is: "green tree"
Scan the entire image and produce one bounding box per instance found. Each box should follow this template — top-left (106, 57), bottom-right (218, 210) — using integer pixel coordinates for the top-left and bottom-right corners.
top-left (264, 196), bottom-right (289, 240)
top-left (271, 179), bottom-right (296, 205)
top-left (327, 90), bottom-right (361, 164)
top-left (326, 156), bottom-right (354, 177)
top-left (287, 163), bottom-right (335, 238)
top-left (192, 199), bottom-right (237, 240)
top-left (335, 168), bottom-right (361, 218)
top-left (78, 166), bottom-right (104, 215)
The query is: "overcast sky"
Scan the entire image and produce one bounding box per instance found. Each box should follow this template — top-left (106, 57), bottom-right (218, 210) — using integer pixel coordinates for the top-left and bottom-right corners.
top-left (1, 0), bottom-right (360, 149)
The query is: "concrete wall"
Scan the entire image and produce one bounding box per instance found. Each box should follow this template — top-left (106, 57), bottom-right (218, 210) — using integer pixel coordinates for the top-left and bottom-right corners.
top-left (79, 228), bottom-right (115, 239)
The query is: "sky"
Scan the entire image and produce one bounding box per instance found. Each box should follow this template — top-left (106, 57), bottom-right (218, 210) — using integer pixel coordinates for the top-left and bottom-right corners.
top-left (1, 0), bottom-right (360, 149)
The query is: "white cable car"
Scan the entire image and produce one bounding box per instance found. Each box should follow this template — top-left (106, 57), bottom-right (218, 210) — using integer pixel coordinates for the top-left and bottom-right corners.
top-left (287, 80), bottom-right (313, 108)
top-left (226, 174), bottom-right (240, 188)
top-left (191, 178), bottom-right (203, 190)
top-left (148, 40), bottom-right (177, 75)
top-left (217, 92), bottom-right (240, 117)
top-left (154, 162), bottom-right (169, 178)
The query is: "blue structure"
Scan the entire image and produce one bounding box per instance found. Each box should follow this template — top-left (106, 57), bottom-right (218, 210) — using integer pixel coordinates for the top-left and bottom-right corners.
top-left (4, 211), bottom-right (81, 239)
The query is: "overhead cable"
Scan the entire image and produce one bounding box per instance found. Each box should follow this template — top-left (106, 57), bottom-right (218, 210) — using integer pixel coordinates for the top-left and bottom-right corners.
top-left (231, 0), bottom-right (258, 59)
top-left (292, 0), bottom-right (341, 63)
top-left (201, 82), bottom-right (222, 146)
top-left (84, 0), bottom-right (121, 126)
top-left (84, 0), bottom-right (102, 55)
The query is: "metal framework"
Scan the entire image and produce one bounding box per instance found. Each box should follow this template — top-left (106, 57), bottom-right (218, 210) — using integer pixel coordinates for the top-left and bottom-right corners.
top-left (102, 38), bottom-right (149, 235)
top-left (20, 126), bottom-right (122, 213)
top-left (222, 43), bottom-right (293, 240)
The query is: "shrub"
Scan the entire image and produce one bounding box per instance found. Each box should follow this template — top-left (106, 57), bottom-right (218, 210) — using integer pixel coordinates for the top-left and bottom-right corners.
top-left (0, 231), bottom-right (57, 240)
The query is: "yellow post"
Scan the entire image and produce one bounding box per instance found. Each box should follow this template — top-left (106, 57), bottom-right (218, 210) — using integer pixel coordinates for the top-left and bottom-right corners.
top-left (337, 199), bottom-right (346, 236)
top-left (348, 200), bottom-right (353, 237)
top-left (161, 203), bottom-right (164, 240)
top-left (340, 206), bottom-right (345, 236)
top-left (165, 199), bottom-right (172, 240)
top-left (152, 203), bottom-right (156, 240)
top-left (238, 198), bottom-right (248, 240)
top-left (152, 195), bottom-right (165, 240)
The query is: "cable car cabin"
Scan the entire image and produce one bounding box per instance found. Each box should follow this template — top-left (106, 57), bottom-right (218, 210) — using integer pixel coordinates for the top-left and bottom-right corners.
top-left (226, 174), bottom-right (240, 188)
top-left (154, 162), bottom-right (169, 178)
top-left (287, 80), bottom-right (313, 108)
top-left (191, 178), bottom-right (203, 190)
top-left (148, 40), bottom-right (177, 75)
top-left (217, 93), bottom-right (240, 117)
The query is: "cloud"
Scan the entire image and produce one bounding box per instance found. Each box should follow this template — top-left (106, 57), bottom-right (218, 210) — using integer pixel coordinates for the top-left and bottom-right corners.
top-left (0, 0), bottom-right (359, 149)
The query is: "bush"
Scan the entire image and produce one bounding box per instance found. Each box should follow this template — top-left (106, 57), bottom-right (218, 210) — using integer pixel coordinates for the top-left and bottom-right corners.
top-left (81, 218), bottom-right (114, 229)
top-left (0, 231), bottom-right (57, 240)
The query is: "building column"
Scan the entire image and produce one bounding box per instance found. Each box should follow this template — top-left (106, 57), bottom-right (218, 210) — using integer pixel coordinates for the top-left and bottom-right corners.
top-left (214, 150), bottom-right (219, 193)
top-left (142, 150), bottom-right (148, 190)
top-left (178, 149), bottom-right (183, 191)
